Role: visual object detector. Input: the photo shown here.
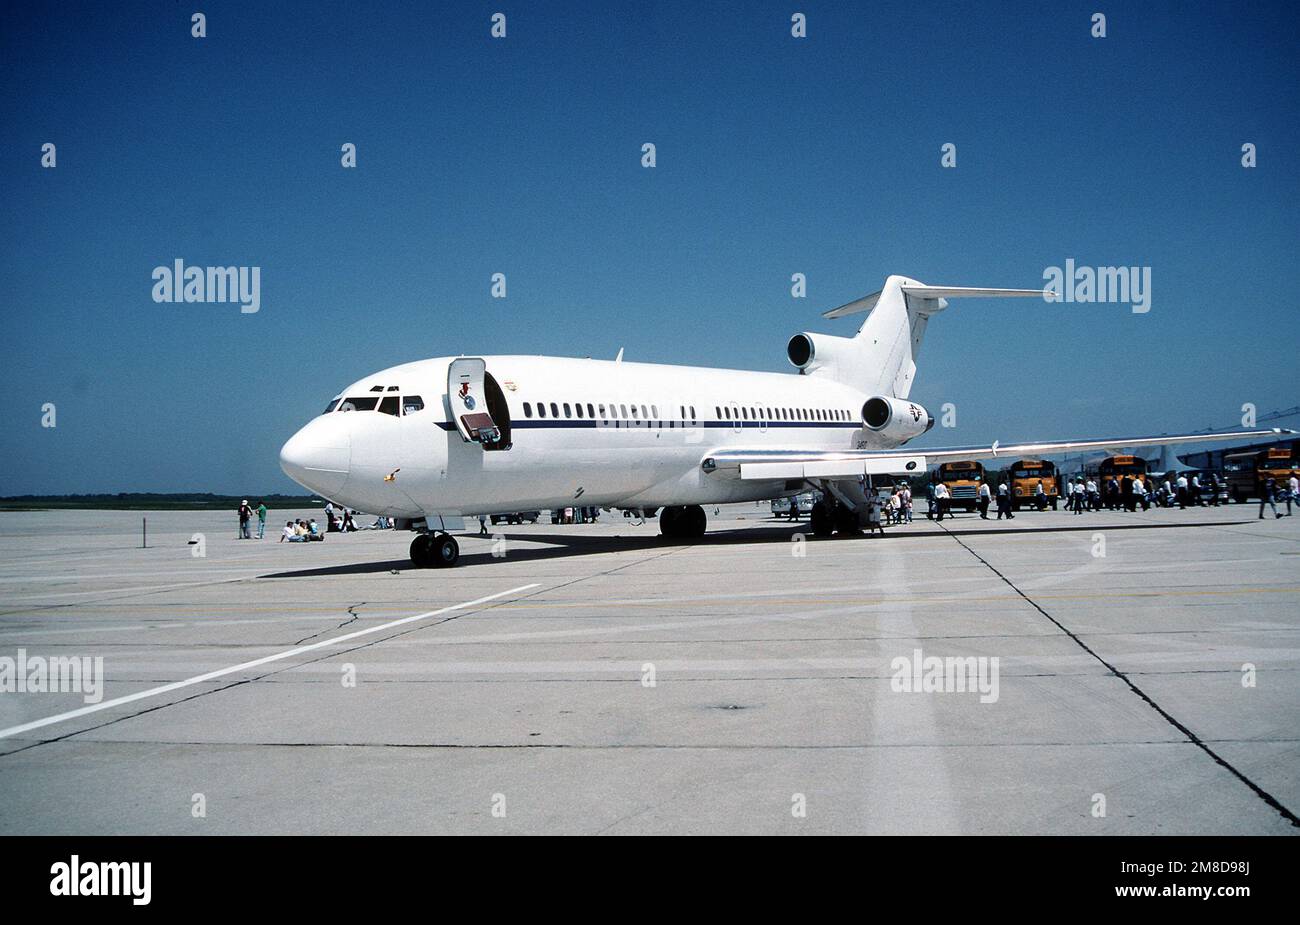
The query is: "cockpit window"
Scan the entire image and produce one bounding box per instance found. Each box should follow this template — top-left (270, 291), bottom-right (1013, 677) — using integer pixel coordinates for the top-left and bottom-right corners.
top-left (403, 395), bottom-right (424, 415)
top-left (337, 396), bottom-right (379, 412)
top-left (378, 396), bottom-right (400, 416)
top-left (323, 398), bottom-right (340, 414)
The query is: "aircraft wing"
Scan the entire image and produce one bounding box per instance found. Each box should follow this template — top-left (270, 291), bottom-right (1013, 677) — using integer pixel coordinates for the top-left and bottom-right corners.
top-left (701, 428), bottom-right (1294, 481)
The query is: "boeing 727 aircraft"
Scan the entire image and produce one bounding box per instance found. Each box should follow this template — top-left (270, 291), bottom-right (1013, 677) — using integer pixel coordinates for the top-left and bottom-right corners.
top-left (279, 274), bottom-right (1286, 567)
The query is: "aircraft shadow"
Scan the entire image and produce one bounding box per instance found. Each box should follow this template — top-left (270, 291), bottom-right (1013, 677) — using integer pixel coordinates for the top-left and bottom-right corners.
top-left (258, 517), bottom-right (1252, 577)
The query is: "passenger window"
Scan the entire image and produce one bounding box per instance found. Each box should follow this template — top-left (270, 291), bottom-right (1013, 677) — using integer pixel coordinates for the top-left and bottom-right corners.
top-left (652, 405), bottom-right (658, 419)
top-left (689, 405), bottom-right (696, 422)
top-left (715, 406), bottom-right (722, 418)
top-left (537, 402), bottom-right (547, 418)
top-left (563, 402), bottom-right (572, 418)
top-left (741, 407), bottom-right (748, 420)
top-left (378, 396), bottom-right (400, 416)
top-left (598, 404), bottom-right (606, 418)
top-left (587, 403), bottom-right (594, 418)
top-left (575, 403), bottom-right (584, 418)
top-left (523, 402), bottom-right (532, 418)
top-left (550, 402), bottom-right (559, 418)
top-left (621, 404), bottom-right (629, 418)
top-left (338, 396), bottom-right (379, 412)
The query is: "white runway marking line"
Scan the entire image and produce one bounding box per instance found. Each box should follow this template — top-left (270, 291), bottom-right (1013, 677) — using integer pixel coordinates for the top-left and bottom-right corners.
top-left (0, 583), bottom-right (539, 741)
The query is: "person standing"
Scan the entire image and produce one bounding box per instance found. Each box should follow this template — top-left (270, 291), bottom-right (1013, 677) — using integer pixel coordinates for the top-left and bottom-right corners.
top-left (996, 480), bottom-right (1010, 520)
top-left (789, 497), bottom-right (800, 521)
top-left (901, 485), bottom-right (913, 523)
top-left (933, 481), bottom-right (950, 521)
top-left (478, 513), bottom-right (489, 535)
top-left (1073, 479), bottom-right (1085, 515)
top-left (1288, 474), bottom-right (1299, 516)
top-left (978, 480), bottom-right (991, 519)
top-left (238, 499), bottom-right (253, 539)
top-left (1260, 477), bottom-right (1281, 519)
top-left (256, 500), bottom-right (268, 539)
top-left (1175, 473), bottom-right (1189, 509)
top-left (1035, 479), bottom-right (1047, 512)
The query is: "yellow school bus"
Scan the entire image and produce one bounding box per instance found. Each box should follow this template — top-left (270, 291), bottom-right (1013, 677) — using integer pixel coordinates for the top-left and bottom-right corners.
top-left (1006, 459), bottom-right (1060, 511)
top-left (936, 461), bottom-right (985, 513)
top-left (1094, 455), bottom-right (1147, 481)
top-left (1225, 446), bottom-right (1299, 501)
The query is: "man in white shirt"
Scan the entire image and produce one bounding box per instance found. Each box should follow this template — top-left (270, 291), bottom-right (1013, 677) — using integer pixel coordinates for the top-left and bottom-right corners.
top-left (933, 482), bottom-right (951, 521)
top-left (1072, 480), bottom-right (1085, 515)
top-left (1085, 479), bottom-right (1098, 512)
top-left (1176, 473), bottom-right (1189, 509)
top-left (977, 480), bottom-right (992, 519)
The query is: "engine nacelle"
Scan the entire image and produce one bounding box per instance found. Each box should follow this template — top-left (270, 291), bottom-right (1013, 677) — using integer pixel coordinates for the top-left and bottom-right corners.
top-left (861, 396), bottom-right (934, 444)
top-left (787, 332), bottom-right (860, 377)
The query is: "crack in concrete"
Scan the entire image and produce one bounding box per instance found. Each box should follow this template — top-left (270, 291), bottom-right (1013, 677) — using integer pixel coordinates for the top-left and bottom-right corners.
top-left (294, 602), bottom-right (365, 646)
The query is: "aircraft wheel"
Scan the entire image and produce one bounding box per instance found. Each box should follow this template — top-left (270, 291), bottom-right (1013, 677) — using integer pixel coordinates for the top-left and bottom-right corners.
top-left (810, 500), bottom-right (835, 538)
top-left (659, 506), bottom-right (682, 538)
top-left (431, 534), bottom-right (460, 568)
top-left (681, 505), bottom-right (707, 538)
top-left (409, 533), bottom-right (435, 568)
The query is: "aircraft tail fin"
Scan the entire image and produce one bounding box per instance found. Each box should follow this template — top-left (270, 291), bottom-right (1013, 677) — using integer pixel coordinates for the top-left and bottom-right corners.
top-left (819, 276), bottom-right (1047, 398)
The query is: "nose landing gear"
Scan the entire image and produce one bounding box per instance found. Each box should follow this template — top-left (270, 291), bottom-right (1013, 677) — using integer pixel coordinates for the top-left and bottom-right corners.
top-left (410, 532), bottom-right (460, 568)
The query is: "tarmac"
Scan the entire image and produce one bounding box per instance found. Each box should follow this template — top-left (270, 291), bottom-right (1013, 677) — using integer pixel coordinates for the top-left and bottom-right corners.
top-left (0, 502), bottom-right (1297, 835)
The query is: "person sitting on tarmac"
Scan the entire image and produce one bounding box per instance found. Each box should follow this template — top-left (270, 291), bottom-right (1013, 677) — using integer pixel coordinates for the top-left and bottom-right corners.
top-left (280, 520), bottom-right (304, 542)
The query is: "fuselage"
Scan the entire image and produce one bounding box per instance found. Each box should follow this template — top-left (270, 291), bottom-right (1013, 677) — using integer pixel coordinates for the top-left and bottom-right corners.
top-left (279, 354), bottom-right (900, 517)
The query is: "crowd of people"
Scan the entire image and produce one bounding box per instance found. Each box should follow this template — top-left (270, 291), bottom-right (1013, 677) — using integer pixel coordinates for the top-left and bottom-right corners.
top-left (238, 499), bottom-right (396, 542)
top-left (280, 518), bottom-right (324, 542)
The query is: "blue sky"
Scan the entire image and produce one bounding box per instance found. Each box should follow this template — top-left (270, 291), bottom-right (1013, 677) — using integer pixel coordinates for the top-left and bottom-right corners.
top-left (1, 1), bottom-right (1296, 494)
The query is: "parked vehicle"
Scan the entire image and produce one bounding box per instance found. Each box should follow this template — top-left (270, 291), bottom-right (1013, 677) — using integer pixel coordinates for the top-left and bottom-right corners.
top-left (490, 511), bottom-right (540, 525)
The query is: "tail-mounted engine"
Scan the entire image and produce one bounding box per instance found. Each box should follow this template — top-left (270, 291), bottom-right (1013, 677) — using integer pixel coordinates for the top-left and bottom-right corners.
top-left (861, 396), bottom-right (933, 444)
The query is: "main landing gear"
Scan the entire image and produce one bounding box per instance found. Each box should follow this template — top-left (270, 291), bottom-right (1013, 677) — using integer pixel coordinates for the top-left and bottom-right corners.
top-left (409, 531), bottom-right (460, 568)
top-left (810, 497), bottom-right (861, 538)
top-left (659, 504), bottom-right (707, 539)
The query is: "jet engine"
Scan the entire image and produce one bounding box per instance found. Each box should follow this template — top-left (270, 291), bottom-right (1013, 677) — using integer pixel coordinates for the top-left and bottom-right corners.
top-left (861, 396), bottom-right (934, 444)
top-left (786, 332), bottom-right (860, 377)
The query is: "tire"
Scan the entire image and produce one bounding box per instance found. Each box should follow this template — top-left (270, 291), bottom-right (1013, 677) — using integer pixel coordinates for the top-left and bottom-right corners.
top-left (409, 533), bottom-right (435, 568)
top-left (659, 506), bottom-right (682, 538)
top-left (810, 500), bottom-right (835, 538)
top-left (681, 505), bottom-right (707, 538)
top-left (431, 534), bottom-right (459, 568)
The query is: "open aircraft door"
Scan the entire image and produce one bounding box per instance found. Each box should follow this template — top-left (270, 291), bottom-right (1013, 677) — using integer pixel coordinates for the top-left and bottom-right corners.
top-left (447, 357), bottom-right (512, 450)
top-left (448, 358), bottom-right (498, 446)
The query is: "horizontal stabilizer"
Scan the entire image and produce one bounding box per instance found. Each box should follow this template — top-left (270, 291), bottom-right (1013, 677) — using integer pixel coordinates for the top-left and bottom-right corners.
top-left (822, 285), bottom-right (1047, 318)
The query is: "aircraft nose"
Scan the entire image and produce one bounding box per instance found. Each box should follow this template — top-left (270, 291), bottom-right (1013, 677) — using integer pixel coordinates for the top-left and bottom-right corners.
top-left (279, 417), bottom-right (351, 496)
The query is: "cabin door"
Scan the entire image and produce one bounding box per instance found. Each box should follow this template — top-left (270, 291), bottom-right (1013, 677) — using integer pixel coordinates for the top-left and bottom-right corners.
top-left (447, 358), bottom-right (511, 450)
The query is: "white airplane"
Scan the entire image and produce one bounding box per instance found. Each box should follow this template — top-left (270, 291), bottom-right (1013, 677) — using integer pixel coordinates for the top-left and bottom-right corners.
top-left (280, 274), bottom-right (1287, 567)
